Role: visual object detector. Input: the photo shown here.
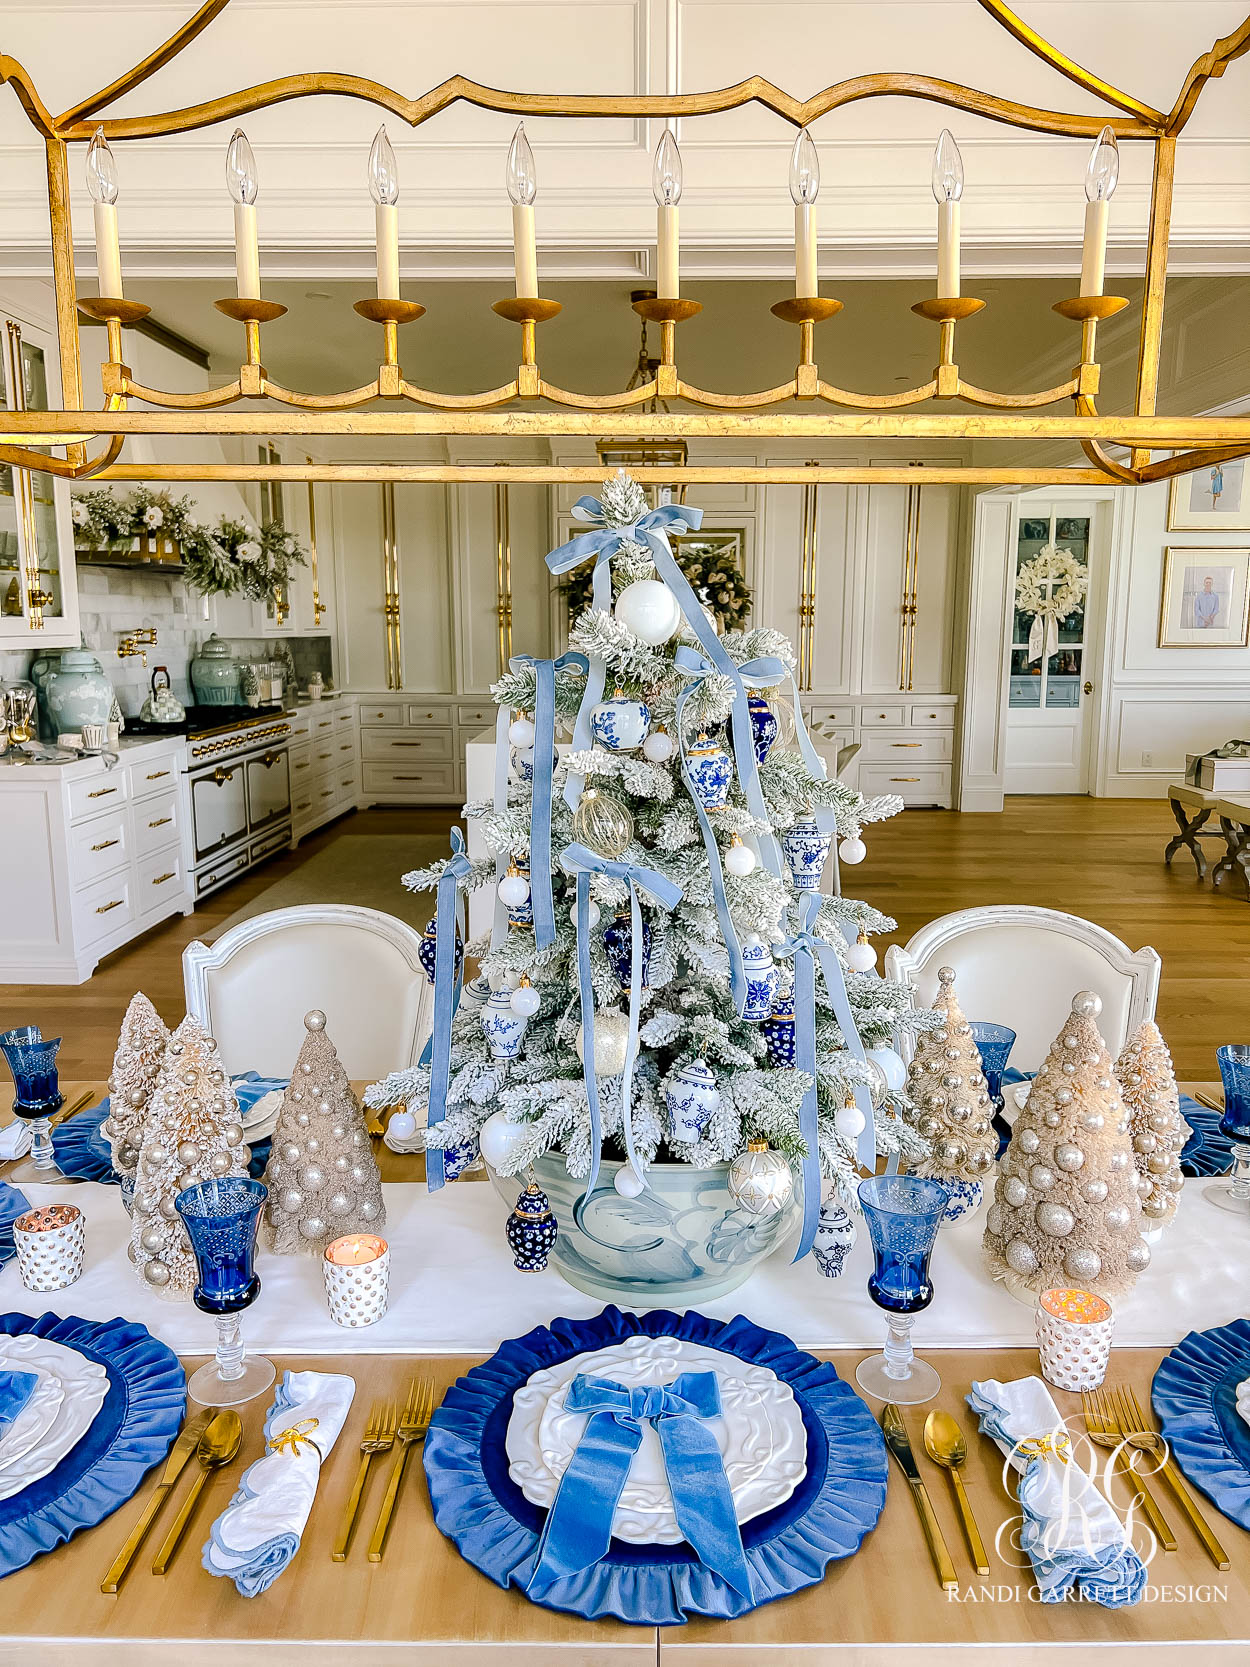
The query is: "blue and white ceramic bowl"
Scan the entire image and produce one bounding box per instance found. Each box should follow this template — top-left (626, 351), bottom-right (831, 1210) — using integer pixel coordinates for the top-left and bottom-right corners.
top-left (782, 817), bottom-right (831, 893)
top-left (686, 733), bottom-right (733, 809)
top-left (591, 695), bottom-right (650, 752)
top-left (937, 1176), bottom-right (983, 1226)
top-left (666, 1060), bottom-right (720, 1144)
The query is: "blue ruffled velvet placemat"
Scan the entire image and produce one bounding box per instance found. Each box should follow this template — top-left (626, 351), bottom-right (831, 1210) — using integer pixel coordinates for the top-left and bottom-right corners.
top-left (1153, 1318), bottom-right (1250, 1530)
top-left (0, 1184), bottom-right (30, 1269)
top-left (1178, 1094), bottom-right (1231, 1177)
top-left (53, 1076), bottom-right (284, 1184)
top-left (423, 1305), bottom-right (887, 1626)
top-left (0, 1311), bottom-right (186, 1578)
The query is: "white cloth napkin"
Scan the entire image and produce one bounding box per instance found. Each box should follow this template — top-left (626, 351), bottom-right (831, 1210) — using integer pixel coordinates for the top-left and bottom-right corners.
top-left (967, 1375), bottom-right (1147, 1607)
top-left (202, 1369), bottom-right (355, 1596)
top-left (0, 1125), bottom-right (32, 1161)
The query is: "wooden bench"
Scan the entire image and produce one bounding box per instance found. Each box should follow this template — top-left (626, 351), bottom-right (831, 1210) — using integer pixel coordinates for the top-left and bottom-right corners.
top-left (1211, 792), bottom-right (1250, 895)
top-left (1165, 781), bottom-right (1224, 877)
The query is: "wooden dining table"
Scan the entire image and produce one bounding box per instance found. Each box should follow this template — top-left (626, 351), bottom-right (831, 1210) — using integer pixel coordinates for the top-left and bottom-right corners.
top-left (0, 1084), bottom-right (1244, 1664)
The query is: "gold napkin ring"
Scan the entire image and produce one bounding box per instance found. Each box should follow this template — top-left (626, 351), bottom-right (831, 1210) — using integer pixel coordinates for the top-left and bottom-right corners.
top-left (1017, 1432), bottom-right (1071, 1464)
top-left (267, 1416), bottom-right (321, 1458)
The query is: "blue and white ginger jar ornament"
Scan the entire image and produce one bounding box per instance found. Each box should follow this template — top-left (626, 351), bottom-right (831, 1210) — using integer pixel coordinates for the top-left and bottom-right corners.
top-left (505, 1182), bottom-right (558, 1271)
top-left (782, 816), bottom-right (831, 892)
top-left (747, 692), bottom-right (779, 764)
top-left (507, 859), bottom-right (534, 928)
top-left (740, 934), bottom-right (778, 1023)
top-left (444, 1140), bottom-right (482, 1181)
top-left (812, 1197), bottom-right (856, 1279)
top-left (512, 748), bottom-right (535, 784)
top-left (591, 688), bottom-right (650, 752)
top-left (418, 915), bottom-right (463, 985)
top-left (762, 986), bottom-right (797, 1067)
top-left (686, 731), bottom-right (733, 809)
top-left (603, 909), bottom-right (652, 990)
top-left (666, 1059), bottom-right (720, 1144)
top-left (482, 988), bottom-right (529, 1059)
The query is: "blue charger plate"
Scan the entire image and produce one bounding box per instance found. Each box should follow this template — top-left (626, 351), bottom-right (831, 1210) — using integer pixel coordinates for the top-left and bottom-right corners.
top-left (0, 1183), bottom-right (30, 1268)
top-left (1153, 1318), bottom-right (1250, 1529)
top-left (1178, 1093), bottom-right (1231, 1177)
top-left (0, 1311), bottom-right (185, 1578)
top-left (423, 1305), bottom-right (888, 1627)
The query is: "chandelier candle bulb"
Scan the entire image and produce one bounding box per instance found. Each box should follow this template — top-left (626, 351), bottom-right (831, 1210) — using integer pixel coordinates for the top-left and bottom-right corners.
top-left (653, 130), bottom-right (683, 301)
top-left (931, 129), bottom-right (964, 299)
top-left (1080, 125), bottom-right (1120, 299)
top-left (226, 128), bottom-right (261, 300)
top-left (789, 127), bottom-right (820, 300)
top-left (369, 125), bottom-right (401, 302)
top-left (86, 128), bottom-right (122, 299)
top-left (507, 123), bottom-right (539, 297)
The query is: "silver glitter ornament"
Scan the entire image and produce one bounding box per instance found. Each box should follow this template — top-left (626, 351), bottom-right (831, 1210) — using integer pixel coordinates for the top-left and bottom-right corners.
top-left (1063, 1246), bottom-right (1102, 1281)
top-left (143, 1258), bottom-right (170, 1286)
top-left (1104, 1204), bottom-right (1131, 1230)
top-left (1043, 1109), bottom-right (1062, 1127)
top-left (986, 1205), bottom-right (1003, 1235)
top-left (140, 1226), bottom-right (164, 1254)
top-left (328, 1191), bottom-right (352, 1215)
top-left (360, 1199), bottom-right (381, 1222)
top-left (209, 1150), bottom-right (231, 1176)
top-left (1004, 1176), bottom-right (1028, 1207)
top-left (176, 1140), bottom-right (200, 1167)
top-left (299, 1164), bottom-right (325, 1191)
top-left (225, 1123), bottom-right (245, 1148)
top-left (1029, 1164), bottom-right (1055, 1191)
top-left (296, 1111), bottom-right (311, 1129)
top-left (1125, 1238), bottom-right (1152, 1272)
top-left (299, 1216), bottom-right (327, 1239)
top-left (281, 1188), bottom-right (304, 1213)
top-left (1083, 1178), bottom-right (1109, 1203)
top-left (281, 1142), bottom-right (301, 1165)
top-left (968, 1148), bottom-right (993, 1176)
top-left (1035, 1201), bottom-right (1075, 1236)
top-left (159, 1195), bottom-right (178, 1220)
top-left (1005, 1236), bottom-right (1039, 1275)
top-left (1019, 1129), bottom-right (1040, 1155)
top-left (1055, 1143), bottom-right (1085, 1173)
top-left (1142, 1193), bottom-right (1169, 1218)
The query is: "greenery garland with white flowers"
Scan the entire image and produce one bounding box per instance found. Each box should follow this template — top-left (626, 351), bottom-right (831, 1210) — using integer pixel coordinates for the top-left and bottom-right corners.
top-left (1014, 543), bottom-right (1088, 627)
top-left (564, 536), bottom-right (752, 631)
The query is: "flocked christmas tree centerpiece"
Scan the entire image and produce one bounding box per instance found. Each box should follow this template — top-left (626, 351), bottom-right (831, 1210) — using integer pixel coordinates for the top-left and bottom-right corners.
top-left (103, 991), bottom-right (169, 1184)
top-left (262, 1010), bottom-right (385, 1254)
top-left (367, 471), bottom-right (934, 1290)
top-left (130, 1016), bottom-right (250, 1299)
top-left (903, 966), bottom-right (997, 1223)
top-left (1115, 1019), bottom-right (1187, 1234)
top-left (984, 990), bottom-right (1152, 1301)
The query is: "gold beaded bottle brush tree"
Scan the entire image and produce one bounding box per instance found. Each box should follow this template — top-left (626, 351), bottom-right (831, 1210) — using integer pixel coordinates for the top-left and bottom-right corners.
top-left (103, 991), bottom-right (169, 1189)
top-left (903, 966), bottom-right (997, 1226)
top-left (1115, 1019), bottom-right (1188, 1238)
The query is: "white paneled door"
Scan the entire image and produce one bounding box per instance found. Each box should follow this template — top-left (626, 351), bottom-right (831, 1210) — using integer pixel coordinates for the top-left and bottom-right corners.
top-left (1004, 504), bottom-right (1100, 794)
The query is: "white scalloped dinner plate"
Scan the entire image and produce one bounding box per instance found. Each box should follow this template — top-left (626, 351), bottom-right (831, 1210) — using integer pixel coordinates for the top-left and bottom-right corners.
top-left (0, 1334), bottom-right (109, 1502)
top-left (506, 1334), bottom-right (807, 1545)
top-left (0, 1367), bottom-right (63, 1479)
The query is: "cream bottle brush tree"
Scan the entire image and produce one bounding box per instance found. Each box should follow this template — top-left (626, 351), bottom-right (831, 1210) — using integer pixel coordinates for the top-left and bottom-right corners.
top-left (103, 991), bottom-right (169, 1184)
top-left (1115, 1019), bottom-right (1188, 1233)
top-left (984, 991), bottom-right (1152, 1301)
top-left (903, 965), bottom-right (997, 1193)
top-left (129, 1016), bottom-right (251, 1300)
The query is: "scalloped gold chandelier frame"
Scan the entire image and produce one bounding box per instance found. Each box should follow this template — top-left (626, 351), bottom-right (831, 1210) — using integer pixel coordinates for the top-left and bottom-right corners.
top-left (0, 0), bottom-right (1248, 489)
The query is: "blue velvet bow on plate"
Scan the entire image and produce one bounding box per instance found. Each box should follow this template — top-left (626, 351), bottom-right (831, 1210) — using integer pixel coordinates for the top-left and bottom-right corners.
top-left (529, 1370), bottom-right (753, 1601)
top-left (0, 1370), bottom-right (39, 1443)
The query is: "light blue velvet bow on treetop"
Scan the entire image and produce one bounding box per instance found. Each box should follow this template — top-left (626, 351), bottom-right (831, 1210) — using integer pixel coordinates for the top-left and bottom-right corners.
top-left (421, 826), bottom-right (472, 1192)
top-left (561, 842), bottom-right (682, 1223)
top-left (775, 890), bottom-right (879, 1258)
top-left (528, 1370), bottom-right (753, 1602)
top-left (546, 495), bottom-right (703, 812)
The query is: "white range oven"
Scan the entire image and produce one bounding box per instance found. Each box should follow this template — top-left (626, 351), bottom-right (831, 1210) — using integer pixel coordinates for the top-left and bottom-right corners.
top-left (183, 707), bottom-right (293, 898)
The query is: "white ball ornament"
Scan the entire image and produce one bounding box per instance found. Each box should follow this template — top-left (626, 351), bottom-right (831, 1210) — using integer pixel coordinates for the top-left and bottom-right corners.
top-left (569, 899), bottom-right (601, 929)
top-left (846, 935), bottom-right (877, 973)
top-left (724, 837), bottom-right (757, 877)
top-left (510, 980), bottom-right (542, 1018)
top-left (479, 1110), bottom-right (530, 1170)
top-left (508, 714), bottom-right (536, 749)
top-left (615, 578), bottom-right (682, 645)
top-left (498, 870), bottom-right (531, 909)
top-left (835, 1100), bottom-right (866, 1140)
top-left (838, 836), bottom-right (867, 865)
top-left (614, 1165), bottom-right (647, 1198)
top-left (866, 1046), bottom-right (907, 1093)
top-left (387, 1109), bottom-right (418, 1143)
top-left (642, 728), bottom-right (675, 764)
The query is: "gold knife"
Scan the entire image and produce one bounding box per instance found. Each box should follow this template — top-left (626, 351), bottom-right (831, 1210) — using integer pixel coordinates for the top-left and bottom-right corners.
top-left (100, 1406), bottom-right (216, 1593)
top-left (1194, 1091), bottom-right (1224, 1114)
top-left (882, 1403), bottom-right (958, 1591)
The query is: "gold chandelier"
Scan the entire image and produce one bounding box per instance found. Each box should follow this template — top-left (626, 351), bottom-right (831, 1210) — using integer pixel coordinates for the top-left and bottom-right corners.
top-left (0, 0), bottom-right (1248, 488)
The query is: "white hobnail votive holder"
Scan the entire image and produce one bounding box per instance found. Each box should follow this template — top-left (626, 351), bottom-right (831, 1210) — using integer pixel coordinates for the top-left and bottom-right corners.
top-left (1035, 1287), bottom-right (1115, 1392)
top-left (323, 1234), bottom-right (390, 1327)
top-left (14, 1204), bottom-right (86, 1292)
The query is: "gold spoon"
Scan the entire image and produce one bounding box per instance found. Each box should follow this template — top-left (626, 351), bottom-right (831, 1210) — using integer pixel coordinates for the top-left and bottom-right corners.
top-left (151, 1410), bottom-right (243, 1575)
top-left (923, 1409), bottom-right (990, 1576)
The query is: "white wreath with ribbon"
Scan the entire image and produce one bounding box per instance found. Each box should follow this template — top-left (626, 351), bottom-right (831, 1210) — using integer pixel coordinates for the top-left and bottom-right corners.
top-left (1015, 543), bottom-right (1088, 664)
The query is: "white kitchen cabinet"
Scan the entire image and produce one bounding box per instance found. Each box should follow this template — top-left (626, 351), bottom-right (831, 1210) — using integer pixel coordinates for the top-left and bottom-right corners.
top-left (289, 694), bottom-right (360, 845)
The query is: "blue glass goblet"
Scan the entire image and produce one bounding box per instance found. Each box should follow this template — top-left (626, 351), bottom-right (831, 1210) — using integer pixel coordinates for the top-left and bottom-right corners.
top-left (855, 1174), bottom-right (949, 1405)
top-left (1206, 1045), bottom-right (1250, 1216)
top-left (0, 1027), bottom-right (78, 1185)
top-left (175, 1177), bottom-right (276, 1407)
top-left (970, 1022), bottom-right (1017, 1158)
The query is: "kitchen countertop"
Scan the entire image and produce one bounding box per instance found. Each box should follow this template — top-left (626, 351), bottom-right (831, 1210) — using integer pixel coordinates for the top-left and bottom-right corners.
top-left (0, 731), bottom-right (186, 779)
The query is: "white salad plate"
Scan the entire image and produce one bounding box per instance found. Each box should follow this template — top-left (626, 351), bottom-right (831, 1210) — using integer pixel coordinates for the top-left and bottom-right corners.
top-left (0, 1367), bottom-right (64, 1479)
top-left (507, 1333), bottom-right (807, 1545)
top-left (241, 1089), bottom-right (283, 1141)
top-left (0, 1334), bottom-right (109, 1502)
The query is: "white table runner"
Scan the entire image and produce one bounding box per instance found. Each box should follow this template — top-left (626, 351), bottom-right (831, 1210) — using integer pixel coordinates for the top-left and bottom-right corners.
top-left (7, 1179), bottom-right (1241, 1357)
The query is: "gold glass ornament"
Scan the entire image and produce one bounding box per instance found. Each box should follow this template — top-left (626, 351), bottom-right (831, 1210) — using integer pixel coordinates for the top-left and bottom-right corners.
top-left (571, 787), bottom-right (634, 858)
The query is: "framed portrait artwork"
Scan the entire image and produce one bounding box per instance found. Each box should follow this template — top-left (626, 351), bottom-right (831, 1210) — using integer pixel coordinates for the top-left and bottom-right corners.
top-left (1158, 547), bottom-right (1250, 648)
top-left (1167, 460), bottom-right (1250, 530)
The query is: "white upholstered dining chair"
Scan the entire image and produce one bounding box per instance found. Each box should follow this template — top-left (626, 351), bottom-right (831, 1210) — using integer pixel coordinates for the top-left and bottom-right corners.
top-left (183, 904), bottom-right (433, 1079)
top-left (883, 905), bottom-right (1160, 1072)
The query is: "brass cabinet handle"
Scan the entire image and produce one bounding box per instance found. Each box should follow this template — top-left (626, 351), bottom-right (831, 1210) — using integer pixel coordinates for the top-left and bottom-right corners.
top-left (340, 742), bottom-right (352, 751)
top-left (87, 786), bottom-right (117, 799)
top-left (96, 898), bottom-right (124, 914)
top-left (391, 775), bottom-right (427, 782)
top-left (294, 760), bottom-right (310, 770)
top-left (91, 837), bottom-right (120, 851)
top-left (148, 815), bottom-right (172, 828)
top-left (151, 871), bottom-right (176, 886)
top-left (211, 767), bottom-right (236, 785)
top-left (320, 788), bottom-right (334, 798)
top-left (890, 742), bottom-right (923, 748)
top-left (258, 751), bottom-right (281, 767)
top-left (295, 798), bottom-right (312, 812)
top-left (318, 751), bottom-right (332, 760)
top-left (145, 769), bottom-right (170, 780)
top-left (890, 776), bottom-right (921, 782)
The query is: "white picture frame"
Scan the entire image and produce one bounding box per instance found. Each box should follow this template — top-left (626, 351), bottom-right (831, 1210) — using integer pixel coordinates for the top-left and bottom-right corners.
top-left (1158, 546), bottom-right (1250, 648)
top-left (1168, 460), bottom-right (1250, 530)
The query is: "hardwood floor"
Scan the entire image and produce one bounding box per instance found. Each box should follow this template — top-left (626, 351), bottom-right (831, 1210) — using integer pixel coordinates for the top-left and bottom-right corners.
top-left (2, 797), bottom-right (1244, 1080)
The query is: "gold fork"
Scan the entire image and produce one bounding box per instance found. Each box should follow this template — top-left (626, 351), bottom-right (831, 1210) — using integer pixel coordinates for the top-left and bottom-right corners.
top-left (332, 1399), bottom-right (396, 1562)
top-left (1082, 1387), bottom-right (1177, 1550)
top-left (366, 1377), bottom-right (435, 1562)
top-left (1115, 1384), bottom-right (1230, 1569)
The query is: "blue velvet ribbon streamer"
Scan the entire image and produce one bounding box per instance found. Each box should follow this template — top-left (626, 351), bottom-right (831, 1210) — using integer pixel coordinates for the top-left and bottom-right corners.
top-left (560, 842), bottom-right (682, 1209)
top-left (498, 651), bottom-right (590, 950)
top-left (735, 655), bottom-right (839, 838)
top-left (775, 891), bottom-right (878, 1259)
top-left (423, 826), bottom-right (472, 1192)
top-left (528, 1370), bottom-right (753, 1602)
top-left (546, 497), bottom-right (703, 813)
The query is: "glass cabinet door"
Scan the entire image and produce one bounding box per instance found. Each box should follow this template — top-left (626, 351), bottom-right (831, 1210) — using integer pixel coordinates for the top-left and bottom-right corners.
top-left (0, 314), bottom-right (77, 643)
top-left (1009, 511), bottom-right (1091, 710)
top-left (0, 340), bottom-right (22, 621)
